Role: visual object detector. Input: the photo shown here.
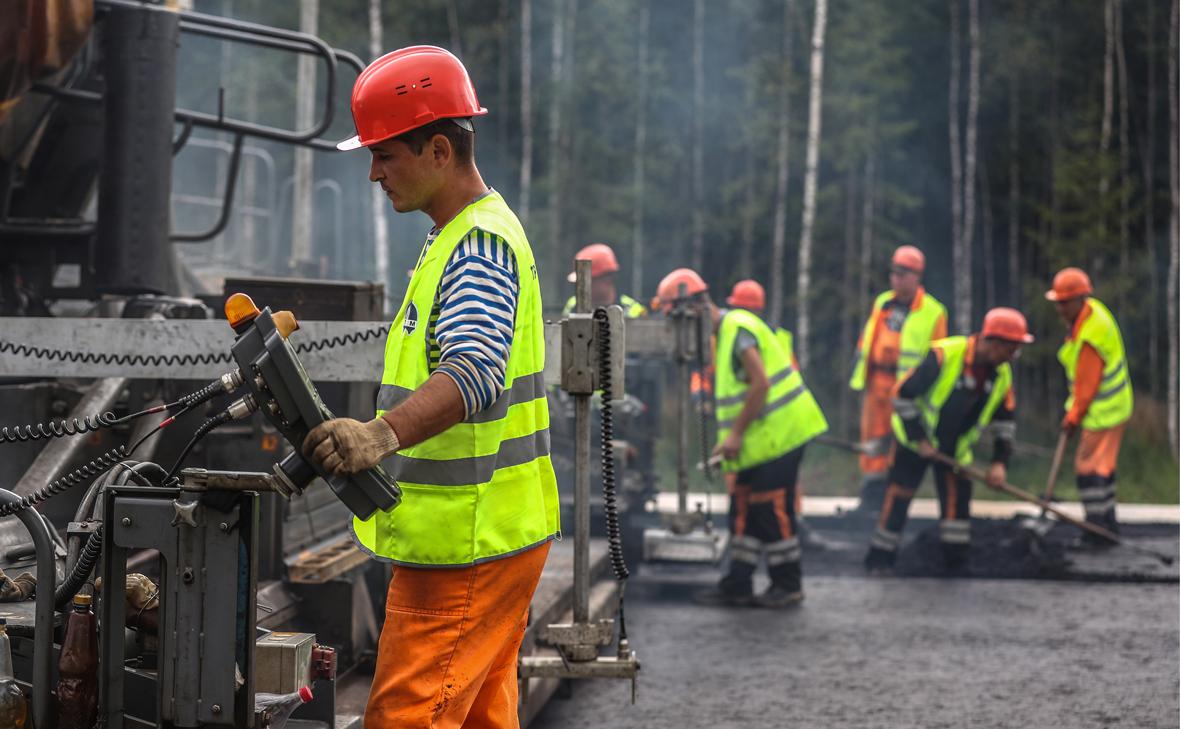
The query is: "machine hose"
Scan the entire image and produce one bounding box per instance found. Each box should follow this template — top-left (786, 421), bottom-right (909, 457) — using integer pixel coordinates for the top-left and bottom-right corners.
top-left (55, 526), bottom-right (102, 608)
top-left (594, 308), bottom-right (629, 643)
top-left (0, 448), bottom-right (128, 518)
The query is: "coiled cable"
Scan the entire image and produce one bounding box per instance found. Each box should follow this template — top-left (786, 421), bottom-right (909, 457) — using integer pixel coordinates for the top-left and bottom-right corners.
top-left (594, 308), bottom-right (629, 645)
top-left (0, 412), bottom-right (121, 444)
top-left (55, 526), bottom-right (101, 609)
top-left (0, 447), bottom-right (129, 518)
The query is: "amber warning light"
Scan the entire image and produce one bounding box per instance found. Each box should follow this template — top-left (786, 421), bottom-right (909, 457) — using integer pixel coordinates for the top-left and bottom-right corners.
top-left (225, 293), bottom-right (261, 330)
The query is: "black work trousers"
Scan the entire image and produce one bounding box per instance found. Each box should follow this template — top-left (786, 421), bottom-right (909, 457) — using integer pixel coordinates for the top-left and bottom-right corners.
top-left (720, 445), bottom-right (806, 595)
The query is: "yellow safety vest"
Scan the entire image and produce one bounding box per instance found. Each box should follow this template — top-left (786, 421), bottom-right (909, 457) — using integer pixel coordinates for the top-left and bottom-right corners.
top-left (714, 309), bottom-right (828, 472)
top-left (353, 191), bottom-right (559, 566)
top-left (1058, 298), bottom-right (1133, 430)
top-left (850, 288), bottom-right (947, 391)
top-left (891, 336), bottom-right (1012, 465)
top-left (563, 293), bottom-right (647, 318)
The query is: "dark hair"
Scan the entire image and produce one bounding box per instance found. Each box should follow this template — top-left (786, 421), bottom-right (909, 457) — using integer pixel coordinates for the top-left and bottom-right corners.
top-left (396, 118), bottom-right (474, 164)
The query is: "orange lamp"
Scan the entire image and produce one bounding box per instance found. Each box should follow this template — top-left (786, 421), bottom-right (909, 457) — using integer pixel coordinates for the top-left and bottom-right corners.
top-left (225, 293), bottom-right (261, 328)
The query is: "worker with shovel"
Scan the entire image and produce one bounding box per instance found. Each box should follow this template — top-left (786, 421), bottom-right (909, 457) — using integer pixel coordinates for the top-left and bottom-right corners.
top-left (1045, 267), bottom-right (1133, 549)
top-left (863, 307), bottom-right (1032, 575)
top-left (656, 269), bottom-right (828, 607)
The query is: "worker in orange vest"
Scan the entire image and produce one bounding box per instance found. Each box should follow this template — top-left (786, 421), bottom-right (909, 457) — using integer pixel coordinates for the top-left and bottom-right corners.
top-left (849, 246), bottom-right (947, 513)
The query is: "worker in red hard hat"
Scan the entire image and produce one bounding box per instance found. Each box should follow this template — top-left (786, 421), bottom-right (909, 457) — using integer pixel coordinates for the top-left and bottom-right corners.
top-left (563, 243), bottom-right (647, 317)
top-left (1046, 267), bottom-right (1133, 548)
top-left (726, 278), bottom-right (826, 551)
top-left (304, 46), bottom-right (557, 728)
top-left (658, 270), bottom-right (828, 608)
top-left (849, 245), bottom-right (947, 514)
top-left (864, 307), bottom-right (1031, 575)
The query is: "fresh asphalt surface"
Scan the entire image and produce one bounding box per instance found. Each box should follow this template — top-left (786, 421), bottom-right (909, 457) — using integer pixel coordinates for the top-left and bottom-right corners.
top-left (532, 519), bottom-right (1180, 729)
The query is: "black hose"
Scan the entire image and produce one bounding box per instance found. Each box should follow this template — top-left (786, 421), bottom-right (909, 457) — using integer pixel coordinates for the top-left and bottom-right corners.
top-left (594, 308), bottom-right (629, 644)
top-left (0, 448), bottom-right (128, 518)
top-left (55, 527), bottom-right (101, 609)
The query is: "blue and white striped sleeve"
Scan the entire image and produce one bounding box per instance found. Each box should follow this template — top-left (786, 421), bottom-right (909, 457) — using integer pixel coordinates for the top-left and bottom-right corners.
top-left (432, 229), bottom-right (520, 417)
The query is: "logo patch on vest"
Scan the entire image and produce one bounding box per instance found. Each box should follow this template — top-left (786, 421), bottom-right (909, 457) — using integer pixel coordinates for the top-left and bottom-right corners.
top-left (403, 302), bottom-right (419, 336)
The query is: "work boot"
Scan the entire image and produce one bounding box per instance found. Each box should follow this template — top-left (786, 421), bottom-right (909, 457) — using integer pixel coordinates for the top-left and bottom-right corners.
top-left (753, 585), bottom-right (804, 608)
top-left (864, 546), bottom-right (896, 576)
top-left (693, 585), bottom-right (753, 607)
top-left (853, 475), bottom-right (888, 516)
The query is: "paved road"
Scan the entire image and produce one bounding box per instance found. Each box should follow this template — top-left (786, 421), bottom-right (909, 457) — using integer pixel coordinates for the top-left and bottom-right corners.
top-left (532, 573), bottom-right (1180, 728)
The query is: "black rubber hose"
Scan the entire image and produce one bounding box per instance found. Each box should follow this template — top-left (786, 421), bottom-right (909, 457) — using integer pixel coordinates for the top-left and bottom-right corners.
top-left (594, 308), bottom-right (630, 646)
top-left (0, 448), bottom-right (128, 518)
top-left (55, 526), bottom-right (101, 609)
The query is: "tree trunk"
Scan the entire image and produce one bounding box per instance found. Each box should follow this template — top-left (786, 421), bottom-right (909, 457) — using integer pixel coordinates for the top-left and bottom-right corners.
top-left (980, 155), bottom-right (995, 309)
top-left (1007, 13), bottom-right (1021, 308)
top-left (291, 0), bottom-right (318, 269)
top-left (958, 0), bottom-right (979, 331)
top-left (1099, 0), bottom-right (1114, 260)
top-left (630, 1), bottom-right (649, 297)
top-left (497, 0), bottom-right (510, 154)
top-left (548, 0), bottom-right (567, 286)
top-left (1115, 0), bottom-right (1130, 314)
top-left (768, 0), bottom-right (794, 328)
top-left (795, 0), bottom-right (827, 365)
top-left (1140, 0), bottom-right (1159, 397)
top-left (739, 143), bottom-right (758, 280)
top-left (518, 0), bottom-right (533, 227)
top-left (368, 0), bottom-right (389, 300)
top-left (1167, 0), bottom-right (1179, 456)
top-left (859, 156), bottom-right (876, 322)
top-left (841, 165), bottom-right (858, 430)
top-left (445, 0), bottom-right (463, 58)
top-left (691, 0), bottom-right (705, 271)
top-left (948, 0), bottom-right (964, 332)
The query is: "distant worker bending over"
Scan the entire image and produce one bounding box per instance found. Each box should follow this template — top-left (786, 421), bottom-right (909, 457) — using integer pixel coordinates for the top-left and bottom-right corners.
top-left (563, 242), bottom-right (647, 317)
top-left (849, 245), bottom-right (947, 512)
top-left (303, 46), bottom-right (558, 728)
top-left (864, 308), bottom-right (1032, 575)
top-left (1046, 268), bottom-right (1133, 548)
top-left (657, 269), bottom-right (827, 607)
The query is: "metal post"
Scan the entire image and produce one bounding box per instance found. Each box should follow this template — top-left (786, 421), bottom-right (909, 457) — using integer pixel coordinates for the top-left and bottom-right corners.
top-left (572, 258), bottom-right (591, 625)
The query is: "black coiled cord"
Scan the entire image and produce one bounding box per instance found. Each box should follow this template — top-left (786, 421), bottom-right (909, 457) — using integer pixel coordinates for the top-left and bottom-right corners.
top-left (0, 447), bottom-right (128, 518)
top-left (55, 526), bottom-right (101, 608)
top-left (0, 412), bottom-right (120, 444)
top-left (694, 312), bottom-right (714, 484)
top-left (293, 325), bottom-right (390, 354)
top-left (594, 308), bottom-right (629, 646)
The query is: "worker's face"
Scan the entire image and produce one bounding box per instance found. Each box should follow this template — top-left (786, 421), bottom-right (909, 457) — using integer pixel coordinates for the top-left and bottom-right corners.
top-left (981, 338), bottom-right (1022, 365)
top-left (889, 267), bottom-right (920, 300)
top-left (368, 136), bottom-right (448, 214)
top-left (1053, 297), bottom-right (1086, 326)
top-left (591, 273), bottom-right (617, 307)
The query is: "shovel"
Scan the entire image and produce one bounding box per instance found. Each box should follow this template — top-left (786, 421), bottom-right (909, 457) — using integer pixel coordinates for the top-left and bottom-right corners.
top-left (926, 450), bottom-right (1175, 566)
top-left (1022, 431), bottom-right (1070, 538)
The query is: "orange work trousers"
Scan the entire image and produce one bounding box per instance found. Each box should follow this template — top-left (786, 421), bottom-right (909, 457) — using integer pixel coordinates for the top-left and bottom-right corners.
top-left (1075, 423), bottom-right (1126, 478)
top-left (365, 541), bottom-right (552, 729)
top-left (859, 370), bottom-right (896, 475)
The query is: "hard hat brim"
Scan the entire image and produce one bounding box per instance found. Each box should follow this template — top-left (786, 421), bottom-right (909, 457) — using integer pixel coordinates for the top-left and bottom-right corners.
top-left (336, 134), bottom-right (365, 151)
top-left (566, 271), bottom-right (578, 283)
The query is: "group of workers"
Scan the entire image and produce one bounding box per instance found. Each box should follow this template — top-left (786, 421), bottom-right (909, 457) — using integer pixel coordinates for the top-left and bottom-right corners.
top-left (292, 45), bottom-right (1133, 727)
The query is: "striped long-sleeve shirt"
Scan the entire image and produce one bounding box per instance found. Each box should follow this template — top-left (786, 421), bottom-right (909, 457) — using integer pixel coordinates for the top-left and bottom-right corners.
top-left (421, 226), bottom-right (520, 418)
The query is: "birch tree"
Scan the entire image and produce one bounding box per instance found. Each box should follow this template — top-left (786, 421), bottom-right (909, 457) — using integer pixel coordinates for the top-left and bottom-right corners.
top-left (1098, 0), bottom-right (1114, 258)
top-left (630, 1), bottom-right (649, 297)
top-left (1139, 0), bottom-right (1159, 396)
top-left (368, 0), bottom-right (389, 298)
top-left (1168, 0), bottom-right (1179, 456)
top-left (518, 0), bottom-right (533, 227)
top-left (768, 0), bottom-right (794, 328)
top-left (1114, 0), bottom-right (1130, 312)
top-left (959, 0), bottom-right (979, 331)
top-left (859, 156), bottom-right (876, 321)
top-left (690, 0), bottom-right (705, 271)
top-left (948, 0), bottom-right (965, 331)
top-left (1007, 13), bottom-right (1021, 306)
top-left (795, 0), bottom-right (828, 365)
top-left (548, 0), bottom-right (567, 281)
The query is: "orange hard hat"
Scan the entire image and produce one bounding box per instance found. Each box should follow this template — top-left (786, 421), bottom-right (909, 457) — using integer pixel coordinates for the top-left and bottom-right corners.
top-left (336, 46), bottom-right (488, 151)
top-left (567, 243), bottom-right (620, 283)
top-left (726, 279), bottom-right (765, 311)
top-left (656, 268), bottom-right (709, 310)
top-left (891, 245), bottom-right (926, 274)
top-left (981, 307), bottom-right (1034, 344)
top-left (1044, 267), bottom-right (1093, 302)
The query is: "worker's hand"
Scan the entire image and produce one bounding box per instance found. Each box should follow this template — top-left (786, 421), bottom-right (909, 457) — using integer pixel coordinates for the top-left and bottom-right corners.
top-left (1059, 411), bottom-right (1080, 438)
top-left (713, 431), bottom-right (743, 461)
top-left (0, 570), bottom-right (35, 602)
top-left (985, 462), bottom-right (1006, 489)
top-left (916, 440), bottom-right (936, 459)
top-left (303, 417), bottom-right (400, 476)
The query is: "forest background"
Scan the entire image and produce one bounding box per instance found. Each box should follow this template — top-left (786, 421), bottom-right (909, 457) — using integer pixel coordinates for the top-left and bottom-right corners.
top-left (174, 0), bottom-right (1180, 502)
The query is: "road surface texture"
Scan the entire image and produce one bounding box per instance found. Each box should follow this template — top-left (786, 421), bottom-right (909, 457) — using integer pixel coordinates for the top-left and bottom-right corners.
top-left (533, 517), bottom-right (1180, 729)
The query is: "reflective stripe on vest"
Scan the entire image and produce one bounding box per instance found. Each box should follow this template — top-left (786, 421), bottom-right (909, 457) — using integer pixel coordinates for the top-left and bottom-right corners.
top-left (1057, 298), bottom-right (1133, 430)
top-left (714, 309), bottom-right (828, 472)
top-left (849, 288), bottom-right (947, 391)
top-left (353, 191), bottom-right (560, 567)
top-left (890, 335), bottom-right (1012, 466)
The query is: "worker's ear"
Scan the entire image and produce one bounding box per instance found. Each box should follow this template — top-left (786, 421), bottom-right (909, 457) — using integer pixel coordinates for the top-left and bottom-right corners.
top-left (430, 133), bottom-right (454, 168)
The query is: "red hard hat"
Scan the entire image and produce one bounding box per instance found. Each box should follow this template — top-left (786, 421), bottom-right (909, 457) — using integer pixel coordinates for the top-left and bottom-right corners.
top-left (336, 46), bottom-right (488, 151)
top-left (981, 307), bottom-right (1034, 344)
top-left (891, 245), bottom-right (926, 274)
top-left (726, 280), bottom-right (765, 311)
top-left (567, 243), bottom-right (620, 283)
top-left (656, 268), bottom-right (709, 311)
top-left (1044, 267), bottom-right (1093, 302)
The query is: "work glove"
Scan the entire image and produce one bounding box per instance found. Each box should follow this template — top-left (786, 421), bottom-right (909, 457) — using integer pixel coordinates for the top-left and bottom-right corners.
top-left (303, 417), bottom-right (400, 476)
top-left (0, 569), bottom-right (35, 602)
top-left (1059, 410), bottom-right (1081, 437)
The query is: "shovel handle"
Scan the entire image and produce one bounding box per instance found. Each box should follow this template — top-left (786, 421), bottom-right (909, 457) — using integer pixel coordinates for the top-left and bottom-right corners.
top-left (1040, 431), bottom-right (1070, 516)
top-left (926, 451), bottom-right (1175, 566)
